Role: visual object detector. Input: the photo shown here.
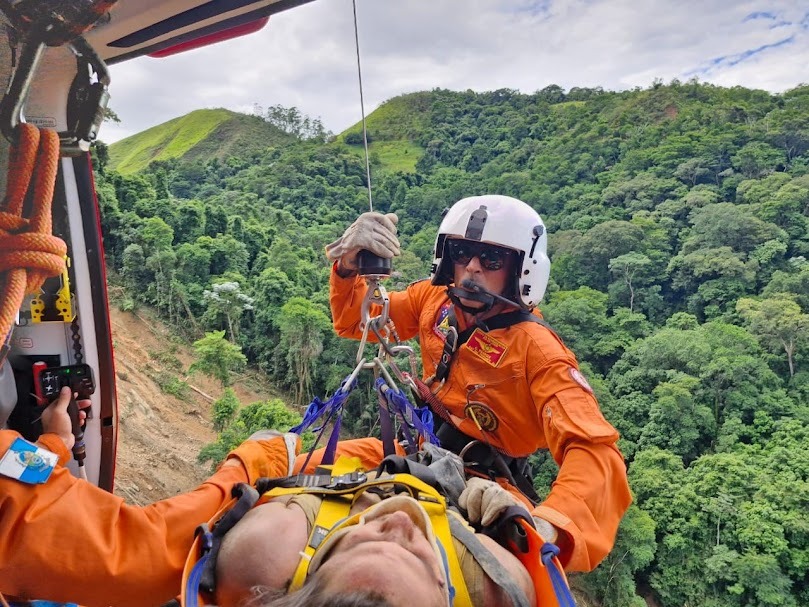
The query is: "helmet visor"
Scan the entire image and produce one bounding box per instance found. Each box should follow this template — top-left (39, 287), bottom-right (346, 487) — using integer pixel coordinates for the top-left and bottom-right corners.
top-left (446, 239), bottom-right (515, 271)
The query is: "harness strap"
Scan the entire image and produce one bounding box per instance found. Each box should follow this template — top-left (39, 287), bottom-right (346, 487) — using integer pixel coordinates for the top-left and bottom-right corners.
top-left (198, 483), bottom-right (259, 593)
top-left (377, 455), bottom-right (440, 493)
top-left (434, 307), bottom-right (459, 383)
top-left (290, 490), bottom-right (353, 590)
top-left (436, 421), bottom-right (541, 504)
top-left (378, 384), bottom-right (396, 457)
top-left (448, 515), bottom-right (531, 607)
top-left (435, 308), bottom-right (551, 383)
top-left (376, 377), bottom-right (438, 455)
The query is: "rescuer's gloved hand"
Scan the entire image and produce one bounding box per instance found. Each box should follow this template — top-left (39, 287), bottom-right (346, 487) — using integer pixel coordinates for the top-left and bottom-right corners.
top-left (226, 431), bottom-right (301, 483)
top-left (532, 516), bottom-right (559, 544)
top-left (460, 477), bottom-right (530, 526)
top-left (326, 212), bottom-right (400, 273)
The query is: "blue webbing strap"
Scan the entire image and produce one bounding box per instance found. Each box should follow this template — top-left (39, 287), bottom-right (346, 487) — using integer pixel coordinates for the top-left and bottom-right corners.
top-left (290, 374), bottom-right (358, 466)
top-left (541, 543), bottom-right (577, 607)
top-left (374, 377), bottom-right (439, 455)
top-left (183, 552), bottom-right (208, 607)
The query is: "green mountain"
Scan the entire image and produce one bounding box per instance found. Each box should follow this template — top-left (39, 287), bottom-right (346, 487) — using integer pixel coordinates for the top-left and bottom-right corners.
top-left (338, 92), bottom-right (430, 173)
top-left (108, 94), bottom-right (431, 176)
top-left (107, 108), bottom-right (293, 174)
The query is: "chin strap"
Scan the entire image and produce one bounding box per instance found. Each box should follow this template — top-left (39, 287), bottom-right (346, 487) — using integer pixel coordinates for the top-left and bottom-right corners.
top-left (447, 285), bottom-right (496, 315)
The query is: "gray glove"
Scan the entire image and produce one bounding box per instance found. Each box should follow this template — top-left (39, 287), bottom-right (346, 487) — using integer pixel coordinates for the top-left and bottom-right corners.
top-left (325, 212), bottom-right (400, 271)
top-left (460, 477), bottom-right (529, 526)
top-left (460, 477), bottom-right (559, 541)
top-left (533, 516), bottom-right (559, 543)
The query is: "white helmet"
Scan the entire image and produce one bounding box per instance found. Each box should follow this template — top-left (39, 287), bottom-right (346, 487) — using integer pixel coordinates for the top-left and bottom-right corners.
top-left (430, 195), bottom-right (550, 308)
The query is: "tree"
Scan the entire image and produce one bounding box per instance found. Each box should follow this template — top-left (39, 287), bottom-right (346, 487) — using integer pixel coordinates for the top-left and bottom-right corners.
top-left (139, 216), bottom-right (174, 253)
top-left (121, 243), bottom-right (148, 293)
top-left (737, 295), bottom-right (809, 378)
top-left (189, 330), bottom-right (247, 387)
top-left (198, 398), bottom-right (305, 470)
top-left (212, 388), bottom-right (239, 431)
top-left (579, 505), bottom-right (657, 607)
top-left (682, 203), bottom-right (785, 257)
top-left (674, 157), bottom-right (712, 186)
top-left (763, 263), bottom-right (809, 311)
top-left (202, 282), bottom-right (255, 342)
top-left (639, 374), bottom-right (715, 461)
top-left (277, 298), bottom-right (331, 405)
top-left (668, 246), bottom-right (755, 318)
top-left (567, 221), bottom-right (646, 290)
top-left (261, 104), bottom-right (330, 141)
top-left (731, 142), bottom-right (785, 178)
top-left (609, 252), bottom-right (652, 312)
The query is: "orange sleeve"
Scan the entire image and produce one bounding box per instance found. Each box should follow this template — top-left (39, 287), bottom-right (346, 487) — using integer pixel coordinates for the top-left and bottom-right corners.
top-left (0, 431), bottom-right (296, 607)
top-left (329, 263), bottom-right (423, 342)
top-left (527, 360), bottom-right (632, 572)
top-left (34, 432), bottom-right (71, 466)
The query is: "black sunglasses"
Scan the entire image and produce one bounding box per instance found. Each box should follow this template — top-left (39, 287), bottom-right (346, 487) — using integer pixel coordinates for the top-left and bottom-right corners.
top-left (446, 240), bottom-right (515, 271)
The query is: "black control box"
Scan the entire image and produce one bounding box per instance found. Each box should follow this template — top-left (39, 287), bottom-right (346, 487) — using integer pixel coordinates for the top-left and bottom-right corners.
top-left (35, 364), bottom-right (95, 403)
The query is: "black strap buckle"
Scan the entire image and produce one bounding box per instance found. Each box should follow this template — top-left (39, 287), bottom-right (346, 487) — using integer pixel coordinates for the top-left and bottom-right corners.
top-left (288, 470), bottom-right (369, 490)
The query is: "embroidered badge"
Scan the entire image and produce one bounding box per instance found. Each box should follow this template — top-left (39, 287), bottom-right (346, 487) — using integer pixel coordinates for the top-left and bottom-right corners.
top-left (465, 401), bottom-right (500, 432)
top-left (568, 367), bottom-right (594, 394)
top-left (0, 438), bottom-right (58, 484)
top-left (432, 301), bottom-right (453, 340)
top-left (466, 329), bottom-right (507, 367)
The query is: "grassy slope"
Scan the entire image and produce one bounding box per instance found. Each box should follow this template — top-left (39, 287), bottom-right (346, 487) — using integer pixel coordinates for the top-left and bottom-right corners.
top-left (336, 92), bottom-right (431, 173)
top-left (108, 109), bottom-right (292, 174)
top-left (108, 93), bottom-right (430, 175)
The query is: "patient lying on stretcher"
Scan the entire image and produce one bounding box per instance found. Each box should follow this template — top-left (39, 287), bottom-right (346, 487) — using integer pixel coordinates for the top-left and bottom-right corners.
top-left (186, 448), bottom-right (541, 607)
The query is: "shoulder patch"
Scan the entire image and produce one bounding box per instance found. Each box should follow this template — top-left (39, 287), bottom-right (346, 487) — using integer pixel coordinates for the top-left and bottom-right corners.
top-left (568, 367), bottom-right (593, 394)
top-left (433, 300), bottom-right (453, 340)
top-left (0, 437), bottom-right (58, 484)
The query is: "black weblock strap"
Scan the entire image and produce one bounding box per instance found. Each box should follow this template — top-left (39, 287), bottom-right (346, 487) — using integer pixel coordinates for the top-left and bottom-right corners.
top-left (199, 483), bottom-right (259, 593)
top-left (378, 454), bottom-right (440, 489)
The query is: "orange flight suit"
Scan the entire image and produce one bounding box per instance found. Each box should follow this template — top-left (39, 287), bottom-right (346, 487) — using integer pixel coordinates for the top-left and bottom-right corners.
top-left (0, 429), bottom-right (298, 607)
top-left (320, 267), bottom-right (632, 572)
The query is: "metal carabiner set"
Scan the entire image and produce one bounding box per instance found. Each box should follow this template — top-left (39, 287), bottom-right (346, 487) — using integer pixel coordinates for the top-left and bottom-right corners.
top-left (353, 273), bottom-right (437, 455)
top-left (290, 271), bottom-right (436, 466)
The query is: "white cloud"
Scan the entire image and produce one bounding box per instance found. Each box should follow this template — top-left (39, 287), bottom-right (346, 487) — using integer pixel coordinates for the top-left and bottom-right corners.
top-left (100, 0), bottom-right (809, 143)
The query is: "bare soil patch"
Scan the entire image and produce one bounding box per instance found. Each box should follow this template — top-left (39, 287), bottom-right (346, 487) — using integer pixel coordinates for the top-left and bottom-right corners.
top-left (110, 306), bottom-right (277, 504)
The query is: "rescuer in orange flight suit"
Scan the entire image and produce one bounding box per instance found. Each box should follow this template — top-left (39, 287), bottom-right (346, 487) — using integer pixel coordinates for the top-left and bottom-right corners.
top-left (0, 386), bottom-right (300, 607)
top-left (313, 195), bottom-right (632, 572)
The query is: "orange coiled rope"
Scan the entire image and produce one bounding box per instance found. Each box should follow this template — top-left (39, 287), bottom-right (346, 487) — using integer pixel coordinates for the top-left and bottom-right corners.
top-left (0, 123), bottom-right (67, 343)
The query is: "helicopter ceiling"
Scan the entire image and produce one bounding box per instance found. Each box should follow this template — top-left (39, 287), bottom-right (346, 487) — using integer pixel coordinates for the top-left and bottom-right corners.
top-left (84, 0), bottom-right (316, 64)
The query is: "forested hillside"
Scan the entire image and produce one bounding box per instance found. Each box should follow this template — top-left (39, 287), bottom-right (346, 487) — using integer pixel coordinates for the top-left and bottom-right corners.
top-left (97, 81), bottom-right (809, 607)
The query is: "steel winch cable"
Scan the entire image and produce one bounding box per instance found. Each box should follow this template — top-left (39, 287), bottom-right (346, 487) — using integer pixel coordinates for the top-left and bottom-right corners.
top-left (351, 0), bottom-right (374, 212)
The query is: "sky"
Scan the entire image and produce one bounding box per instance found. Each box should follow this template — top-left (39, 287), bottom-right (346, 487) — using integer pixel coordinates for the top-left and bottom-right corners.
top-left (100, 0), bottom-right (809, 143)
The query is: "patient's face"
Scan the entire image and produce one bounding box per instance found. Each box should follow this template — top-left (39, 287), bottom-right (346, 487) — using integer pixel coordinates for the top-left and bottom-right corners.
top-left (316, 510), bottom-right (448, 607)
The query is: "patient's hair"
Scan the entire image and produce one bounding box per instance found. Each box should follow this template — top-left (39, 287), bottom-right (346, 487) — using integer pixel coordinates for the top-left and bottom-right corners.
top-left (243, 575), bottom-right (393, 607)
